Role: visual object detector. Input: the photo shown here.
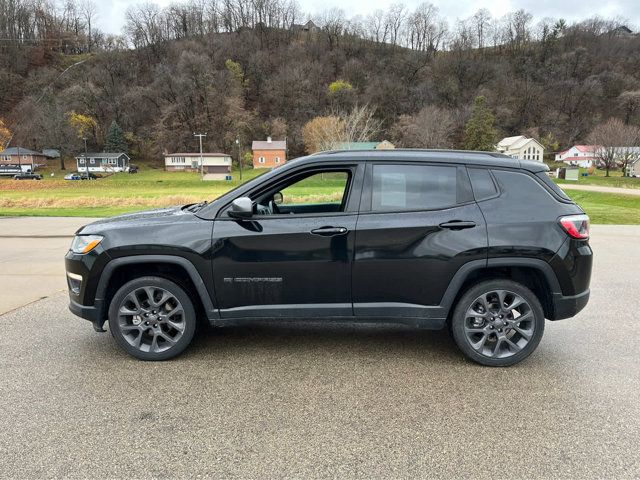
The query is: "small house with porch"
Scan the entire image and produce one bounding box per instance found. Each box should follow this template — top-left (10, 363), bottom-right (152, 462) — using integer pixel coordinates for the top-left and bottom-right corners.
top-left (164, 152), bottom-right (232, 180)
top-left (76, 152), bottom-right (130, 173)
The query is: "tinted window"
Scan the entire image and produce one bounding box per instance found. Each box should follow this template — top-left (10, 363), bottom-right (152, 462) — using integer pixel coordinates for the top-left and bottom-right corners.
top-left (535, 172), bottom-right (573, 201)
top-left (371, 164), bottom-right (457, 212)
top-left (468, 168), bottom-right (498, 200)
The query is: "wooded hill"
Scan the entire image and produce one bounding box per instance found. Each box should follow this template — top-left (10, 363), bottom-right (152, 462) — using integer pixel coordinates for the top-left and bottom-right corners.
top-left (1, 0), bottom-right (639, 166)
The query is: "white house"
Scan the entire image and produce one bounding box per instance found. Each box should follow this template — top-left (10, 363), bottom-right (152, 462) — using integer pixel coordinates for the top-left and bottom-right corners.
top-left (76, 152), bottom-right (130, 173)
top-left (555, 145), bottom-right (599, 168)
top-left (164, 152), bottom-right (232, 180)
top-left (496, 135), bottom-right (545, 162)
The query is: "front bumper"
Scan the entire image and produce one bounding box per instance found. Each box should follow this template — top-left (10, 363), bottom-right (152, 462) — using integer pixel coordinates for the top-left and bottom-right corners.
top-left (549, 289), bottom-right (590, 320)
top-left (68, 298), bottom-right (106, 331)
top-left (65, 247), bottom-right (109, 332)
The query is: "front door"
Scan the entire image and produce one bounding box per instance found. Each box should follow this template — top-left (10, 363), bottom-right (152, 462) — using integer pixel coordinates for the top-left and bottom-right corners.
top-left (353, 162), bottom-right (488, 319)
top-left (212, 164), bottom-right (364, 318)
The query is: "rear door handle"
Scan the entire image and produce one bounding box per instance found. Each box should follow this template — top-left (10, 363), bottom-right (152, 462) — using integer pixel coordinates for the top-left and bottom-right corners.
top-left (439, 220), bottom-right (476, 230)
top-left (310, 226), bottom-right (349, 236)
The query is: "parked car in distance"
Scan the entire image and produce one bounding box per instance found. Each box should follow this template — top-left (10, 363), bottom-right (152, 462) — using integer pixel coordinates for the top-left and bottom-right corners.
top-left (64, 172), bottom-right (98, 180)
top-left (13, 173), bottom-right (42, 180)
top-left (127, 164), bottom-right (139, 174)
top-left (66, 149), bottom-right (592, 366)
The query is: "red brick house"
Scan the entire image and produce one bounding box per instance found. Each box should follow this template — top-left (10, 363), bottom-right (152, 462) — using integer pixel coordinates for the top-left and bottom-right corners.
top-left (0, 147), bottom-right (50, 174)
top-left (252, 137), bottom-right (286, 168)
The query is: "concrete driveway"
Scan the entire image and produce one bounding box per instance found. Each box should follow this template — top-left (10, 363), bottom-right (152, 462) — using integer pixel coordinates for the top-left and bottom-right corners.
top-left (0, 219), bottom-right (639, 478)
top-left (0, 217), bottom-right (95, 314)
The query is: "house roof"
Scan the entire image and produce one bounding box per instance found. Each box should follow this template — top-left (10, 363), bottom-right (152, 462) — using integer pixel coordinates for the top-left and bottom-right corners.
top-left (497, 135), bottom-right (543, 151)
top-left (76, 152), bottom-right (128, 158)
top-left (252, 140), bottom-right (286, 150)
top-left (0, 147), bottom-right (46, 156)
top-left (166, 152), bottom-right (230, 157)
top-left (557, 145), bottom-right (599, 156)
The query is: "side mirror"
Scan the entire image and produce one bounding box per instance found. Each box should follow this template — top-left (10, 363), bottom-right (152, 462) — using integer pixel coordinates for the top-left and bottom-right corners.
top-left (273, 191), bottom-right (283, 205)
top-left (228, 197), bottom-right (253, 219)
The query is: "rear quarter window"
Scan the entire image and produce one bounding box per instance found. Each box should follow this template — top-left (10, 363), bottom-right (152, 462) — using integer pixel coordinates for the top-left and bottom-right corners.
top-left (468, 168), bottom-right (498, 201)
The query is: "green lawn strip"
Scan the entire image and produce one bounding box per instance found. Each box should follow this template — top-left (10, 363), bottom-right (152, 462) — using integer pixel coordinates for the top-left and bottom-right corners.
top-left (552, 167), bottom-right (640, 190)
top-left (566, 191), bottom-right (640, 224)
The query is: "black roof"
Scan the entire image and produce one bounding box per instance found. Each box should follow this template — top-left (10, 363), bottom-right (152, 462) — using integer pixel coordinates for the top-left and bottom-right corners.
top-left (306, 149), bottom-right (549, 173)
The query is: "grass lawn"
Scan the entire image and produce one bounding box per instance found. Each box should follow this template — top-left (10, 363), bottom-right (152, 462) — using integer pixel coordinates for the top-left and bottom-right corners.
top-left (553, 167), bottom-right (640, 189)
top-left (1, 165), bottom-right (639, 224)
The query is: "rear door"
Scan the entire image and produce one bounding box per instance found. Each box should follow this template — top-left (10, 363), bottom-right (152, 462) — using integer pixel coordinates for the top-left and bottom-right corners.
top-left (353, 162), bottom-right (488, 318)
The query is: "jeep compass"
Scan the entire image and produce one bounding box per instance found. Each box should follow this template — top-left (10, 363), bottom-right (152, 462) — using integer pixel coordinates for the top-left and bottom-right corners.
top-left (65, 150), bottom-right (592, 366)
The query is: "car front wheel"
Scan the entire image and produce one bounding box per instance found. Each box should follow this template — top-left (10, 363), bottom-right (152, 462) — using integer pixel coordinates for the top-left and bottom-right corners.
top-left (451, 280), bottom-right (545, 367)
top-left (108, 276), bottom-right (197, 361)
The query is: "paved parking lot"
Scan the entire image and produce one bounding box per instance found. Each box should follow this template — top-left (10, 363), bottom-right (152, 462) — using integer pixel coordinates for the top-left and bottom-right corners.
top-left (0, 220), bottom-right (639, 478)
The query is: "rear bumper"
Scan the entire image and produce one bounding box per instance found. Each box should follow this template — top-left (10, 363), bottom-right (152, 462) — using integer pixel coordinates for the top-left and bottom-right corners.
top-left (549, 289), bottom-right (590, 320)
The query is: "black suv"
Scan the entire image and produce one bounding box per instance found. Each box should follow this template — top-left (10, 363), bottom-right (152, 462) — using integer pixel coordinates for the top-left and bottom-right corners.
top-left (65, 150), bottom-right (592, 366)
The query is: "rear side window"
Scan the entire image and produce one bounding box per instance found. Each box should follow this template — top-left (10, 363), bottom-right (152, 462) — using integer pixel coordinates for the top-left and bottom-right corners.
top-left (371, 164), bottom-right (457, 212)
top-left (468, 168), bottom-right (498, 201)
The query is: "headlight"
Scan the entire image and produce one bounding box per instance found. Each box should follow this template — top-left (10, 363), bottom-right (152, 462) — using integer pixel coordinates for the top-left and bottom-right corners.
top-left (70, 235), bottom-right (104, 254)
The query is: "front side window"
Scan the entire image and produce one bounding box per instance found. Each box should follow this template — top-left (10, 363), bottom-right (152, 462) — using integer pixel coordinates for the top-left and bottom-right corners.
top-left (259, 156), bottom-right (265, 164)
top-left (371, 164), bottom-right (457, 212)
top-left (252, 169), bottom-right (351, 216)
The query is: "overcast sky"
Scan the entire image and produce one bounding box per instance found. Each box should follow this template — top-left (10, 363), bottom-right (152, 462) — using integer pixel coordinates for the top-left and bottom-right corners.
top-left (95, 0), bottom-right (639, 36)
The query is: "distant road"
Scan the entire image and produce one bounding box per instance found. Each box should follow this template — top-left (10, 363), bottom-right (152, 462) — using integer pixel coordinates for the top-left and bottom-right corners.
top-left (560, 183), bottom-right (640, 196)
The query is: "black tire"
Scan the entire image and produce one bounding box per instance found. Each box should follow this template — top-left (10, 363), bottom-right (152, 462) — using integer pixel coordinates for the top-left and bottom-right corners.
top-left (450, 279), bottom-right (545, 367)
top-left (108, 276), bottom-right (197, 361)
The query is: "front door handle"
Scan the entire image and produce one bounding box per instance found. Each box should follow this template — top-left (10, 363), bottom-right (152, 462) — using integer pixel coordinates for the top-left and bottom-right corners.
top-left (310, 226), bottom-right (349, 236)
top-left (439, 220), bottom-right (476, 230)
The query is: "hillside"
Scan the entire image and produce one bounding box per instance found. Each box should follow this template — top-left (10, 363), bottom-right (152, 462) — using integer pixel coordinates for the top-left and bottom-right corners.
top-left (2, 0), bottom-right (640, 167)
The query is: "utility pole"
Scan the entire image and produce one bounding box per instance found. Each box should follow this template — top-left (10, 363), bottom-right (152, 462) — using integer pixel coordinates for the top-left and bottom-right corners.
top-left (17, 145), bottom-right (21, 174)
top-left (83, 137), bottom-right (88, 177)
top-left (194, 132), bottom-right (207, 180)
top-left (235, 138), bottom-right (243, 181)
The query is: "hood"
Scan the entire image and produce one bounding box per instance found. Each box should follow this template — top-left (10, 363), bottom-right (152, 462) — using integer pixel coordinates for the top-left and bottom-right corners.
top-left (77, 206), bottom-right (188, 235)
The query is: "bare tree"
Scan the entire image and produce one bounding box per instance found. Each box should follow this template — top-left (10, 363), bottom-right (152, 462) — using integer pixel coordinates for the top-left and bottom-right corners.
top-left (365, 9), bottom-right (388, 44)
top-left (80, 0), bottom-right (98, 52)
top-left (472, 8), bottom-right (491, 49)
top-left (588, 118), bottom-right (640, 177)
top-left (392, 105), bottom-right (454, 148)
top-left (385, 3), bottom-right (406, 46)
top-left (618, 91), bottom-right (640, 125)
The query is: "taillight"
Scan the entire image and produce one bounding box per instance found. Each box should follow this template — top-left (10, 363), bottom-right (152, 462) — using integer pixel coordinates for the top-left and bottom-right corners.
top-left (559, 214), bottom-right (590, 239)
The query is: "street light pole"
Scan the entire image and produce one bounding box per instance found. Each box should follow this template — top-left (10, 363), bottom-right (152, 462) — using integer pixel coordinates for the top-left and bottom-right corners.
top-left (235, 138), bottom-right (243, 182)
top-left (83, 137), bottom-right (88, 177)
top-left (194, 132), bottom-right (207, 180)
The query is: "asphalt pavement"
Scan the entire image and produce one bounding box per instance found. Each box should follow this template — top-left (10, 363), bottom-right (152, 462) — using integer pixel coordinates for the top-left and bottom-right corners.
top-left (0, 222), bottom-right (639, 478)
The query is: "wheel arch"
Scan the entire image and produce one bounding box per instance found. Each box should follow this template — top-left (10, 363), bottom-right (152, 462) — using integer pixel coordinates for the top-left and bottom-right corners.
top-left (442, 258), bottom-right (562, 320)
top-left (95, 255), bottom-right (218, 327)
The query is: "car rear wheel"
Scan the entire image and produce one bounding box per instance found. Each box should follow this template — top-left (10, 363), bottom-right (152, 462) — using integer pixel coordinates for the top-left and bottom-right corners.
top-left (451, 280), bottom-right (545, 367)
top-left (108, 276), bottom-right (197, 361)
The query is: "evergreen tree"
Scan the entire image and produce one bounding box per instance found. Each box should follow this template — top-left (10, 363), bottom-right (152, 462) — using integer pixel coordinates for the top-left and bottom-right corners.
top-left (105, 120), bottom-right (128, 153)
top-left (463, 96), bottom-right (497, 151)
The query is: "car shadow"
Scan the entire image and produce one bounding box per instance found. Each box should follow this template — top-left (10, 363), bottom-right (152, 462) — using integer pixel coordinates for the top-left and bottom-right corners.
top-left (184, 319), bottom-right (462, 364)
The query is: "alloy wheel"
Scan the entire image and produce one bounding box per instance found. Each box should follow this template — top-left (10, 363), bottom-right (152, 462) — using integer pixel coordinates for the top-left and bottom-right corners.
top-left (463, 290), bottom-right (535, 359)
top-left (116, 286), bottom-right (186, 354)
